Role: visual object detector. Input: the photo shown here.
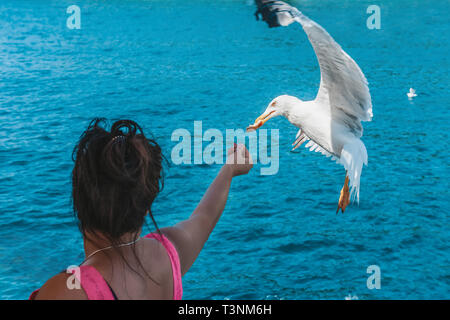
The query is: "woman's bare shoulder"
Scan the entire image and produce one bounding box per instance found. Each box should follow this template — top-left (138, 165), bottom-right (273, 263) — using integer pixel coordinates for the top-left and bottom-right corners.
top-left (140, 236), bottom-right (173, 279)
top-left (34, 272), bottom-right (87, 300)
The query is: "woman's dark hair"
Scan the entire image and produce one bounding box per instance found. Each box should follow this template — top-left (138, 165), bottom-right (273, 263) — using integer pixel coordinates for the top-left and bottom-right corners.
top-left (72, 118), bottom-right (163, 280)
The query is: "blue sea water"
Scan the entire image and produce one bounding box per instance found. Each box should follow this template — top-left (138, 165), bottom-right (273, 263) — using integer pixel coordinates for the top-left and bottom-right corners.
top-left (0, 0), bottom-right (449, 299)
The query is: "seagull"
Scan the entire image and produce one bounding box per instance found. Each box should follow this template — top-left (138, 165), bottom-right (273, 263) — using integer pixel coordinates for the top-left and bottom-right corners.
top-left (407, 88), bottom-right (417, 99)
top-left (247, 2), bottom-right (372, 213)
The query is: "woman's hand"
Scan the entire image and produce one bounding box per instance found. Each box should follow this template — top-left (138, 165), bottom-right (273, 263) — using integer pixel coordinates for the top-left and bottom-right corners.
top-left (225, 143), bottom-right (253, 177)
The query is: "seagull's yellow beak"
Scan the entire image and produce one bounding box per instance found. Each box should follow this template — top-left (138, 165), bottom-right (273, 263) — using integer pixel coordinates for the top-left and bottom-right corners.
top-left (246, 109), bottom-right (276, 132)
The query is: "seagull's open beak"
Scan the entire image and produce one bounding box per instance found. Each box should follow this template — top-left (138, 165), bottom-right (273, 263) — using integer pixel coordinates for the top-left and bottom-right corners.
top-left (246, 109), bottom-right (276, 132)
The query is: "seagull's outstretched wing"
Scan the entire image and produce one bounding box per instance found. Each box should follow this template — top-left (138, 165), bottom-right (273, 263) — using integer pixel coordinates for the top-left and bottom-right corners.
top-left (293, 10), bottom-right (372, 134)
top-left (293, 10), bottom-right (372, 135)
top-left (255, 2), bottom-right (373, 136)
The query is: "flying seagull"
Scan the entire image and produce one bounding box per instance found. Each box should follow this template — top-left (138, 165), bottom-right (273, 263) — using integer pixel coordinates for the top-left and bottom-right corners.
top-left (248, 1), bottom-right (373, 213)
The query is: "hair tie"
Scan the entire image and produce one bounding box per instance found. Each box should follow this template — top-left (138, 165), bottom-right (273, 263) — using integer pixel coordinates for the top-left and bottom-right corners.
top-left (112, 135), bottom-right (126, 145)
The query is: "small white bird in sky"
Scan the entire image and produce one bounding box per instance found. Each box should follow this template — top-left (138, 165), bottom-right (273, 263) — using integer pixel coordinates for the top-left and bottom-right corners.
top-left (247, 3), bottom-right (373, 213)
top-left (407, 88), bottom-right (417, 99)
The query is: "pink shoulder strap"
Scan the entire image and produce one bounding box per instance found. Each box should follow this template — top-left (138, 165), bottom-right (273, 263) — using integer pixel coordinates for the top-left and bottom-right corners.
top-left (144, 232), bottom-right (183, 300)
top-left (78, 265), bottom-right (116, 300)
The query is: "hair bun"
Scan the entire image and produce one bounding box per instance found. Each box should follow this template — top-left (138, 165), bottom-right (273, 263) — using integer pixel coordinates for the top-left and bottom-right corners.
top-left (110, 120), bottom-right (140, 139)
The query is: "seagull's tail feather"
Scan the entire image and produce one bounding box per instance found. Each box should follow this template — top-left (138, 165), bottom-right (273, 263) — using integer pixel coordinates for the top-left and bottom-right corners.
top-left (339, 139), bottom-right (368, 203)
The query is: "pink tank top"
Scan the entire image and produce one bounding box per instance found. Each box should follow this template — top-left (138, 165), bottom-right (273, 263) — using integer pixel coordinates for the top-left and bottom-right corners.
top-left (29, 233), bottom-right (183, 300)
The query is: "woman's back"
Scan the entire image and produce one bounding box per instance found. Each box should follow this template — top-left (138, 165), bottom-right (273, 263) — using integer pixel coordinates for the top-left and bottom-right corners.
top-left (87, 236), bottom-right (173, 300)
top-left (34, 233), bottom-right (180, 300)
top-left (84, 236), bottom-right (174, 300)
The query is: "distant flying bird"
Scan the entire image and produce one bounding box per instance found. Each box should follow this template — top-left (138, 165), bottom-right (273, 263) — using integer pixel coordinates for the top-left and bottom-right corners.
top-left (248, 1), bottom-right (373, 213)
top-left (407, 88), bottom-right (417, 99)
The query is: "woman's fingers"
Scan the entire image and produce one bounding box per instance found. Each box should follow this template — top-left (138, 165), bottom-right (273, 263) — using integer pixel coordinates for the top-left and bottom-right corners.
top-left (237, 144), bottom-right (252, 165)
top-left (241, 144), bottom-right (252, 164)
top-left (227, 143), bottom-right (237, 156)
top-left (225, 144), bottom-right (253, 176)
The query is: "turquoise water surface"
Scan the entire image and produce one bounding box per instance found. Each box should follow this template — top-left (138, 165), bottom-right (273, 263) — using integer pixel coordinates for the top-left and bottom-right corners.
top-left (0, 0), bottom-right (449, 299)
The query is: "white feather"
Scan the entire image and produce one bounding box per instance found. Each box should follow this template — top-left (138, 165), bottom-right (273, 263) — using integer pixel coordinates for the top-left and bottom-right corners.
top-left (338, 139), bottom-right (368, 202)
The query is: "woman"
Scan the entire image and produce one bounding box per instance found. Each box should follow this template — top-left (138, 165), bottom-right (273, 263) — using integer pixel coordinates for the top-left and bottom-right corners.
top-left (30, 118), bottom-right (252, 300)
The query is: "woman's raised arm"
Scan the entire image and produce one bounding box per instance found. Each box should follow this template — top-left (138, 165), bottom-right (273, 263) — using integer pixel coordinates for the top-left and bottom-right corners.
top-left (161, 144), bottom-right (253, 276)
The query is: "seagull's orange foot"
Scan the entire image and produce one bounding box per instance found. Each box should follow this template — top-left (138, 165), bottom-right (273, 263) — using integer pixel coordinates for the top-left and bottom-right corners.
top-left (336, 175), bottom-right (350, 214)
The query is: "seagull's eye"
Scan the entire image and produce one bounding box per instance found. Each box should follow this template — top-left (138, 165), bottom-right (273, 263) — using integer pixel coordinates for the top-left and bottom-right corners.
top-left (271, 101), bottom-right (277, 107)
